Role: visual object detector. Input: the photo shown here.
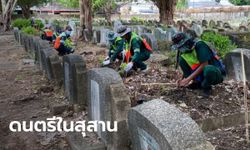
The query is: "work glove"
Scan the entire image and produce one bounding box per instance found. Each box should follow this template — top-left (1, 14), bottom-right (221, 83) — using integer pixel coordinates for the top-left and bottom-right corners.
top-left (104, 56), bottom-right (110, 61)
top-left (102, 59), bottom-right (110, 66)
top-left (124, 62), bottom-right (133, 72)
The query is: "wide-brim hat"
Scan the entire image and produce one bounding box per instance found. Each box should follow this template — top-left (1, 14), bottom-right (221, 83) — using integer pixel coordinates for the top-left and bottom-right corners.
top-left (171, 32), bottom-right (190, 51)
top-left (117, 26), bottom-right (132, 37)
top-left (107, 32), bottom-right (118, 41)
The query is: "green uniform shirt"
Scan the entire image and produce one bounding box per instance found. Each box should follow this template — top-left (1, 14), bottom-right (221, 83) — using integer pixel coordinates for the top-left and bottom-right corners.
top-left (110, 38), bottom-right (125, 62)
top-left (194, 41), bottom-right (220, 68)
top-left (130, 33), bottom-right (150, 62)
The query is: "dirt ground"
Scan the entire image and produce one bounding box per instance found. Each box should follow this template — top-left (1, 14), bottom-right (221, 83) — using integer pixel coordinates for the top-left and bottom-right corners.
top-left (76, 40), bottom-right (250, 149)
top-left (0, 31), bottom-right (249, 149)
top-left (0, 33), bottom-right (69, 150)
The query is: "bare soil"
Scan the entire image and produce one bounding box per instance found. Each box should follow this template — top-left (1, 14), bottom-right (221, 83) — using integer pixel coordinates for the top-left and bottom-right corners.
top-left (0, 33), bottom-right (69, 150)
top-left (77, 40), bottom-right (250, 149)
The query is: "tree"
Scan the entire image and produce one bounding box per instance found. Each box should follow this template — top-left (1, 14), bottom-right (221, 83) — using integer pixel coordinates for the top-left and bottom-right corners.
top-left (17, 0), bottom-right (48, 19)
top-left (229, 0), bottom-right (250, 5)
top-left (93, 0), bottom-right (116, 25)
top-left (57, 0), bottom-right (79, 8)
top-left (1, 0), bottom-right (18, 31)
top-left (151, 0), bottom-right (177, 25)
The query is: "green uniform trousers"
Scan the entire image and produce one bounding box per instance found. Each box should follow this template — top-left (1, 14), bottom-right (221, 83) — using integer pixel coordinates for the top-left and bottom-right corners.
top-left (179, 57), bottom-right (223, 89)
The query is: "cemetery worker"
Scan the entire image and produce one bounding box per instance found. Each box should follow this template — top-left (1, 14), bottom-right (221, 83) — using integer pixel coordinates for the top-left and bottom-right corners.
top-left (171, 32), bottom-right (226, 97)
top-left (31, 17), bottom-right (35, 27)
top-left (54, 26), bottom-right (74, 56)
top-left (41, 25), bottom-right (54, 42)
top-left (102, 31), bottom-right (125, 66)
top-left (117, 26), bottom-right (152, 72)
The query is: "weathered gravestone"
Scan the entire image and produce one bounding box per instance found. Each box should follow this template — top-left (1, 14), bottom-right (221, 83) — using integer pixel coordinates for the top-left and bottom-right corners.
top-left (239, 25), bottom-right (248, 32)
top-left (63, 55), bottom-right (87, 106)
top-left (13, 28), bottom-right (19, 42)
top-left (141, 33), bottom-right (158, 51)
top-left (153, 28), bottom-right (167, 41)
top-left (202, 20), bottom-right (208, 28)
top-left (128, 99), bottom-right (214, 150)
top-left (48, 54), bottom-right (63, 85)
top-left (37, 39), bottom-right (51, 70)
top-left (216, 21), bottom-right (223, 28)
top-left (114, 20), bottom-right (123, 32)
top-left (191, 23), bottom-right (203, 37)
top-left (209, 20), bottom-right (216, 29)
top-left (87, 68), bottom-right (131, 149)
top-left (165, 27), bottom-right (177, 41)
top-left (224, 48), bottom-right (250, 81)
top-left (99, 29), bottom-right (110, 47)
top-left (40, 48), bottom-right (58, 80)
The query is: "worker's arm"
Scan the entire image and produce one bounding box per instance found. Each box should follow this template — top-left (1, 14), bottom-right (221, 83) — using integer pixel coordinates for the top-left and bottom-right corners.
top-left (178, 61), bottom-right (208, 87)
top-left (111, 40), bottom-right (124, 62)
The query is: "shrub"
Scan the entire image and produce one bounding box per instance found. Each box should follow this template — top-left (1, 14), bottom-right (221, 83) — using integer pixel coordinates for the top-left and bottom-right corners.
top-left (12, 18), bottom-right (31, 29)
top-left (201, 32), bottom-right (237, 58)
top-left (21, 26), bottom-right (39, 36)
top-left (130, 16), bottom-right (144, 24)
top-left (35, 20), bottom-right (44, 29)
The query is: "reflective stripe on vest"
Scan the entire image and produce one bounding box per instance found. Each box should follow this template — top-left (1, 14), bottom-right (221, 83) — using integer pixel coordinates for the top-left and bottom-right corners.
top-left (181, 49), bottom-right (200, 70)
top-left (111, 37), bottom-right (122, 53)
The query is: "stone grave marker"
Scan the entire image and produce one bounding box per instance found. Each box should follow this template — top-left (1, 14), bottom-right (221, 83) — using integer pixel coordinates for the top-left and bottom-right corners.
top-left (202, 20), bottom-right (208, 28)
top-left (48, 54), bottom-right (63, 85)
top-left (63, 55), bottom-right (87, 106)
top-left (224, 48), bottom-right (250, 81)
top-left (87, 68), bottom-right (131, 149)
top-left (128, 99), bottom-right (214, 150)
top-left (209, 20), bottom-right (216, 28)
top-left (99, 28), bottom-right (110, 47)
top-left (166, 26), bottom-right (177, 40)
top-left (37, 39), bottom-right (51, 70)
top-left (114, 20), bottom-right (123, 32)
top-left (216, 21), bottom-right (223, 28)
top-left (239, 25), bottom-right (248, 32)
top-left (191, 23), bottom-right (203, 37)
top-left (40, 48), bottom-right (57, 80)
top-left (153, 28), bottom-right (167, 41)
top-left (141, 33), bottom-right (158, 51)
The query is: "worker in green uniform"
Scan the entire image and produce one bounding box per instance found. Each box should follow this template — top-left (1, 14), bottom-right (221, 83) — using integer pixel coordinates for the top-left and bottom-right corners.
top-left (171, 32), bottom-right (226, 97)
top-left (102, 31), bottom-right (125, 66)
top-left (117, 26), bottom-right (152, 72)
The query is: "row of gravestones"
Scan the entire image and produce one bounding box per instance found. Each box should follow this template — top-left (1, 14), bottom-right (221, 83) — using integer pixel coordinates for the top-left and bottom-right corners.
top-left (13, 28), bottom-right (216, 150)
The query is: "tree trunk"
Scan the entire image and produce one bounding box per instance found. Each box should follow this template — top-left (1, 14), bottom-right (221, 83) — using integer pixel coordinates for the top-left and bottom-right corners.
top-left (104, 2), bottom-right (112, 26)
top-left (21, 5), bottom-right (31, 19)
top-left (83, 0), bottom-right (93, 41)
top-left (79, 0), bottom-right (85, 39)
top-left (1, 0), bottom-right (18, 31)
top-left (155, 0), bottom-right (176, 25)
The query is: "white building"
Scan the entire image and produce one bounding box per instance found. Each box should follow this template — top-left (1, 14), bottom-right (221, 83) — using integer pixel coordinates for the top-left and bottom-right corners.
top-left (120, 0), bottom-right (158, 15)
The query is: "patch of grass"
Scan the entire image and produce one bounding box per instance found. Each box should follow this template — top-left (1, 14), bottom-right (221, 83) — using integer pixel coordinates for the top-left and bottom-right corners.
top-left (15, 75), bottom-right (23, 81)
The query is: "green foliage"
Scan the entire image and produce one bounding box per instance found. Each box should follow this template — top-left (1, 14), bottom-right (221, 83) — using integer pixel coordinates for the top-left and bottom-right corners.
top-left (93, 0), bottom-right (116, 13)
top-left (120, 63), bottom-right (127, 71)
top-left (56, 0), bottom-right (79, 8)
top-left (130, 16), bottom-right (144, 24)
top-left (12, 18), bottom-right (31, 29)
top-left (201, 32), bottom-right (237, 58)
top-left (229, 0), bottom-right (250, 5)
top-left (17, 0), bottom-right (49, 7)
top-left (35, 20), bottom-right (44, 29)
top-left (21, 26), bottom-right (40, 35)
top-left (176, 0), bottom-right (187, 10)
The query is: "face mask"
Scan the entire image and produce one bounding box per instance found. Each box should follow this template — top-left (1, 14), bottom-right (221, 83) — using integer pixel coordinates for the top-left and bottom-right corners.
top-left (179, 44), bottom-right (192, 53)
top-left (65, 30), bottom-right (71, 36)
